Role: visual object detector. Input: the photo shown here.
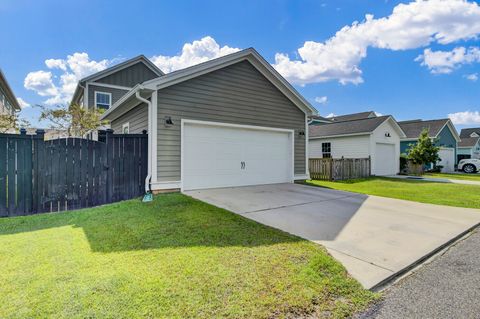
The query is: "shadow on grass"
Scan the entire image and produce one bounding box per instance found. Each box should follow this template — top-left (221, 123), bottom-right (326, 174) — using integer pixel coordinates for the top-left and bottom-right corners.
top-left (0, 193), bottom-right (306, 252)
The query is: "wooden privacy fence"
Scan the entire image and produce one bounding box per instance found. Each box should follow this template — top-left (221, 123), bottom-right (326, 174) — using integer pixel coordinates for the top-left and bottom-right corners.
top-left (309, 157), bottom-right (371, 181)
top-left (0, 129), bottom-right (148, 217)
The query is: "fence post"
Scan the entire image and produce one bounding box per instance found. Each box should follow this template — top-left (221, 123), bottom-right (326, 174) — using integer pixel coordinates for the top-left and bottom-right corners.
top-left (33, 129), bottom-right (45, 214)
top-left (105, 129), bottom-right (114, 203)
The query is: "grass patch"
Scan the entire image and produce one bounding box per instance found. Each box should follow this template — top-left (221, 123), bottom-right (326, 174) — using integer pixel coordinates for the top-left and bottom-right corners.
top-left (0, 193), bottom-right (376, 319)
top-left (306, 177), bottom-right (480, 209)
top-left (424, 172), bottom-right (480, 181)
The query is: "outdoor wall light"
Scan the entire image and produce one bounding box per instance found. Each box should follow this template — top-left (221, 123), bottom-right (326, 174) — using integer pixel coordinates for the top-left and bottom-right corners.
top-left (385, 132), bottom-right (391, 137)
top-left (298, 129), bottom-right (305, 136)
top-left (164, 116), bottom-right (174, 127)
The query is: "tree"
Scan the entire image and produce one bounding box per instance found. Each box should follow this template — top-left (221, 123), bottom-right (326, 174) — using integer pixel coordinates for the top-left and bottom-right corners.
top-left (38, 103), bottom-right (109, 137)
top-left (406, 128), bottom-right (440, 165)
top-left (0, 113), bottom-right (30, 133)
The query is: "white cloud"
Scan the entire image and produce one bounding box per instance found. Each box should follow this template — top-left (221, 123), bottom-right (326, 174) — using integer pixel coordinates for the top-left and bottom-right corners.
top-left (16, 97), bottom-right (30, 108)
top-left (151, 36), bottom-right (241, 73)
top-left (465, 73), bottom-right (479, 81)
top-left (45, 58), bottom-right (66, 71)
top-left (326, 113), bottom-right (337, 118)
top-left (314, 96), bottom-right (328, 104)
top-left (24, 52), bottom-right (111, 105)
top-left (415, 47), bottom-right (480, 73)
top-left (448, 110), bottom-right (480, 125)
top-left (273, 0), bottom-right (480, 85)
top-left (374, 111), bottom-right (383, 116)
top-left (24, 71), bottom-right (58, 97)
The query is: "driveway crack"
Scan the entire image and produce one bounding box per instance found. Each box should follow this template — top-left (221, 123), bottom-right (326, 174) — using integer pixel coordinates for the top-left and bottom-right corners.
top-left (323, 246), bottom-right (395, 272)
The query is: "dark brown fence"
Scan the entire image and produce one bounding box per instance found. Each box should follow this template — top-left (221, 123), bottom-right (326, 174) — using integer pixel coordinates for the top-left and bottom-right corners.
top-left (0, 129), bottom-right (148, 217)
top-left (309, 157), bottom-right (371, 181)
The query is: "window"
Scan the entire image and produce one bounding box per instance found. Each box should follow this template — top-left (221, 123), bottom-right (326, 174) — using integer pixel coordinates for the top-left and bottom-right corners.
top-left (95, 91), bottom-right (111, 110)
top-left (322, 142), bottom-right (331, 158)
top-left (122, 122), bottom-right (129, 134)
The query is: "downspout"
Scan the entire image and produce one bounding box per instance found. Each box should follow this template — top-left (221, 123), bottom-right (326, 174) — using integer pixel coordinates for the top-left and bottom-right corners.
top-left (135, 87), bottom-right (153, 194)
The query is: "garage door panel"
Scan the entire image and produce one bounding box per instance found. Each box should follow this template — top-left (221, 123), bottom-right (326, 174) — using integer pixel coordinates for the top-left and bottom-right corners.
top-left (183, 123), bottom-right (292, 190)
top-left (374, 143), bottom-right (396, 176)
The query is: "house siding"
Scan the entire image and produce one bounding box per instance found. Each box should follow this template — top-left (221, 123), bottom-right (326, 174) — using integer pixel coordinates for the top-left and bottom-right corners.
top-left (111, 102), bottom-right (148, 133)
top-left (96, 62), bottom-right (159, 87)
top-left (156, 60), bottom-right (306, 182)
top-left (309, 135), bottom-right (370, 159)
top-left (87, 85), bottom-right (129, 109)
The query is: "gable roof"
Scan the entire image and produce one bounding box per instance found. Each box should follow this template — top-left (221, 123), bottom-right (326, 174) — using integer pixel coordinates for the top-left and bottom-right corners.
top-left (102, 48), bottom-right (317, 120)
top-left (309, 115), bottom-right (405, 139)
top-left (80, 55), bottom-right (163, 84)
top-left (308, 114), bottom-right (332, 123)
top-left (458, 136), bottom-right (480, 148)
top-left (329, 111), bottom-right (376, 122)
top-left (397, 119), bottom-right (460, 141)
top-left (71, 55), bottom-right (164, 104)
top-left (460, 127), bottom-right (480, 138)
top-left (0, 68), bottom-right (21, 111)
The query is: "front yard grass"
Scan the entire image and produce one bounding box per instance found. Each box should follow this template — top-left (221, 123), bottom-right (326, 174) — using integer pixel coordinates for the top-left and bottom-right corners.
top-left (0, 193), bottom-right (376, 319)
top-left (306, 177), bottom-right (480, 209)
top-left (424, 172), bottom-right (480, 181)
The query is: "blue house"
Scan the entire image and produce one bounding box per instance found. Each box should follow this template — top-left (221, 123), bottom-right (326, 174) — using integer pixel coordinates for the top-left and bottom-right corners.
top-left (398, 119), bottom-right (460, 172)
top-left (458, 128), bottom-right (480, 161)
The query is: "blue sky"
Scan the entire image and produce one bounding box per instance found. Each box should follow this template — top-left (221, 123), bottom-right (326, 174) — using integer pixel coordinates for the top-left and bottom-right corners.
top-left (1, 0), bottom-right (480, 129)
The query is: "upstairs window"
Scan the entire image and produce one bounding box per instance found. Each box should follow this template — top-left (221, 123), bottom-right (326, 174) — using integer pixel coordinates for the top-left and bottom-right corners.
top-left (322, 142), bottom-right (331, 158)
top-left (95, 91), bottom-right (111, 110)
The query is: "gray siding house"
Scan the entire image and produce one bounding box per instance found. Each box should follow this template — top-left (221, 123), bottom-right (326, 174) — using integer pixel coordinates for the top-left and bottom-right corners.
top-left (0, 68), bottom-right (21, 116)
top-left (71, 55), bottom-right (163, 113)
top-left (101, 48), bottom-right (316, 191)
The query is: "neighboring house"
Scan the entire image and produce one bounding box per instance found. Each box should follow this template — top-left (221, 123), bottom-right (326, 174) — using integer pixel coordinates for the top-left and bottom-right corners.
top-left (0, 68), bottom-right (21, 116)
top-left (458, 128), bottom-right (480, 161)
top-left (308, 111), bottom-right (377, 126)
top-left (308, 114), bottom-right (332, 126)
top-left (329, 111), bottom-right (377, 122)
top-left (25, 128), bottom-right (69, 140)
top-left (71, 55), bottom-right (164, 111)
top-left (100, 48), bottom-right (317, 192)
top-left (398, 119), bottom-right (460, 172)
top-left (308, 115), bottom-right (406, 176)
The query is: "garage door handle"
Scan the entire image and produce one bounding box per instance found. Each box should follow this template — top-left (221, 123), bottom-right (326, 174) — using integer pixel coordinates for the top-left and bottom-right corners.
top-left (241, 161), bottom-right (245, 169)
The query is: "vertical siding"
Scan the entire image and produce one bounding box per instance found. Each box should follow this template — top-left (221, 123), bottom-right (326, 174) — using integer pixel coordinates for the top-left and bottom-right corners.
top-left (87, 85), bottom-right (129, 109)
top-left (96, 62), bottom-right (159, 87)
top-left (111, 103), bottom-right (148, 133)
top-left (156, 60), bottom-right (306, 182)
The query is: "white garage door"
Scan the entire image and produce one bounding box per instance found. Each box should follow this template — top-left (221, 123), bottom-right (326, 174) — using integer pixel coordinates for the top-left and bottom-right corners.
top-left (438, 148), bottom-right (455, 173)
top-left (374, 143), bottom-right (396, 176)
top-left (182, 121), bottom-right (293, 191)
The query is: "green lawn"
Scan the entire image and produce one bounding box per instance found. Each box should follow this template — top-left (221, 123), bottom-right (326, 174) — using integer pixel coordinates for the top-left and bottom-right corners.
top-left (424, 172), bottom-right (480, 181)
top-left (307, 177), bottom-right (480, 209)
top-left (0, 194), bottom-right (375, 319)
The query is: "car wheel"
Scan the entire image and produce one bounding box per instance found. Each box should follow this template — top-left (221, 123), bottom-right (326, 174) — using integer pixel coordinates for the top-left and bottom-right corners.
top-left (463, 164), bottom-right (477, 174)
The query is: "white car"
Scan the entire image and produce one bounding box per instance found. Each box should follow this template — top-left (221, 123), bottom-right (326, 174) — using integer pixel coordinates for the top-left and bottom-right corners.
top-left (457, 158), bottom-right (480, 173)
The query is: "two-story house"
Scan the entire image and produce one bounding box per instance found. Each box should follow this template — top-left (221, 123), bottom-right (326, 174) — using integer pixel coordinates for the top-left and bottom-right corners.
top-left (70, 55), bottom-right (164, 124)
top-left (0, 68), bottom-right (21, 116)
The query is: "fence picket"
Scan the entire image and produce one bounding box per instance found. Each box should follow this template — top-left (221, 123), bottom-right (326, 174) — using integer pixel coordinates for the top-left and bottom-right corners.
top-left (309, 157), bottom-right (371, 181)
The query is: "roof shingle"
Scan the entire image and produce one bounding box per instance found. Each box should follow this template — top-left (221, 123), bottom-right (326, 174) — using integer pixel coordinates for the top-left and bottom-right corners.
top-left (309, 116), bottom-right (391, 138)
top-left (397, 119), bottom-right (449, 139)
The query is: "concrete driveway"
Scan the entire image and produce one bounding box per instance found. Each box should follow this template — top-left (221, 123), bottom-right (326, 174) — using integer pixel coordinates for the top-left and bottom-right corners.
top-left (185, 183), bottom-right (480, 290)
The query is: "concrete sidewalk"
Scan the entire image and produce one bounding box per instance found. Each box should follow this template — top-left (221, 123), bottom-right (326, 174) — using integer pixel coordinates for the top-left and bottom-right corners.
top-left (185, 183), bottom-right (480, 289)
top-left (387, 174), bottom-right (480, 186)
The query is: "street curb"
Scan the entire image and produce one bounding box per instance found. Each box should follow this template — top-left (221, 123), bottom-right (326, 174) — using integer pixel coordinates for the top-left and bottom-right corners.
top-left (370, 222), bottom-right (480, 292)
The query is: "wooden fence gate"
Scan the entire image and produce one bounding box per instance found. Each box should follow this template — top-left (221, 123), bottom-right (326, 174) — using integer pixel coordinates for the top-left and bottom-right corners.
top-left (0, 129), bottom-right (148, 217)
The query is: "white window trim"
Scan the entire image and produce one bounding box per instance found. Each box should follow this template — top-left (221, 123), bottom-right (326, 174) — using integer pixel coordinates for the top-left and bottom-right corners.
top-left (122, 122), bottom-right (130, 134)
top-left (94, 91), bottom-right (112, 109)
